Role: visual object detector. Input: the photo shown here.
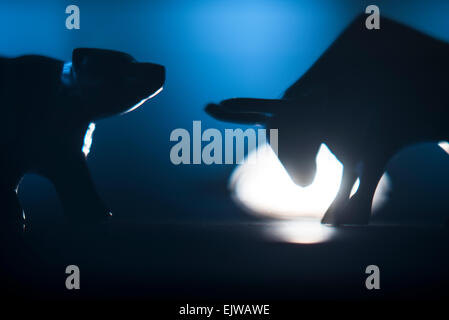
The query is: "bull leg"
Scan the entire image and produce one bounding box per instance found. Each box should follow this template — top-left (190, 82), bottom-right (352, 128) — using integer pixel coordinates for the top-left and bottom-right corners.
top-left (329, 159), bottom-right (387, 225)
top-left (321, 165), bottom-right (358, 225)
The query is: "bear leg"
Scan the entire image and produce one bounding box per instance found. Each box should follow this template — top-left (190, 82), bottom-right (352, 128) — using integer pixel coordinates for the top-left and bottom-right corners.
top-left (45, 152), bottom-right (111, 225)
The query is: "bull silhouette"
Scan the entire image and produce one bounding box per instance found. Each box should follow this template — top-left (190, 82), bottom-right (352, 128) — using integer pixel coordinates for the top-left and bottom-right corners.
top-left (206, 15), bottom-right (449, 226)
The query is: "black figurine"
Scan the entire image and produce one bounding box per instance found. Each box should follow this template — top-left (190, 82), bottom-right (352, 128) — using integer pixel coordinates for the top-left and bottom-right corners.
top-left (0, 48), bottom-right (165, 228)
top-left (206, 15), bottom-right (449, 225)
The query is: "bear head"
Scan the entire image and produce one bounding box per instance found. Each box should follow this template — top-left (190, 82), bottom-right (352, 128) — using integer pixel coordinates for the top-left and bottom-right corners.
top-left (63, 48), bottom-right (165, 120)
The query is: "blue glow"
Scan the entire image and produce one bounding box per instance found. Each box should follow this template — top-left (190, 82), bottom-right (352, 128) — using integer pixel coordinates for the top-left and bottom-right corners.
top-left (61, 61), bottom-right (72, 86)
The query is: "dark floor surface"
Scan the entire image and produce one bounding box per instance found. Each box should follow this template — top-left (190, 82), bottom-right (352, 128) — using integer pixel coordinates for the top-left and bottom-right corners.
top-left (1, 219), bottom-right (448, 301)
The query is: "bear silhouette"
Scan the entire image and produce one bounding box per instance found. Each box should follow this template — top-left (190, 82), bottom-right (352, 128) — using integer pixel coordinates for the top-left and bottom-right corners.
top-left (0, 48), bottom-right (165, 229)
top-left (206, 15), bottom-right (449, 226)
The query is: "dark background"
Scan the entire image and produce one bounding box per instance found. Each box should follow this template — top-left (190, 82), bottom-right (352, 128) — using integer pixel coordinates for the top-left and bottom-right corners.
top-left (0, 0), bottom-right (449, 302)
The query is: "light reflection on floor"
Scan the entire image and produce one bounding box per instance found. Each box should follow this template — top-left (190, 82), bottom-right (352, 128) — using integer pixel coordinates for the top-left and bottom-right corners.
top-left (263, 219), bottom-right (335, 244)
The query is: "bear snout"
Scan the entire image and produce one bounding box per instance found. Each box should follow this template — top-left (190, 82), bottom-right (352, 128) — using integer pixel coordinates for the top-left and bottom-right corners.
top-left (129, 62), bottom-right (165, 96)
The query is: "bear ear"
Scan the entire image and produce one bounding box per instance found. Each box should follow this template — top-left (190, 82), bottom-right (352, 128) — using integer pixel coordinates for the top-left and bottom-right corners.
top-left (72, 48), bottom-right (100, 79)
top-left (72, 48), bottom-right (105, 74)
top-left (73, 48), bottom-right (134, 66)
top-left (72, 48), bottom-right (136, 79)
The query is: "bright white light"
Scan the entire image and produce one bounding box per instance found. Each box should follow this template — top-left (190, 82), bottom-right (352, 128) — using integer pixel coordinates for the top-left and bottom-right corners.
top-left (230, 143), bottom-right (393, 243)
top-left (82, 122), bottom-right (96, 157)
top-left (229, 143), bottom-right (398, 243)
top-left (231, 142), bottom-right (393, 218)
top-left (438, 141), bottom-right (449, 155)
top-left (122, 86), bottom-right (164, 115)
top-left (230, 143), bottom-right (343, 219)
